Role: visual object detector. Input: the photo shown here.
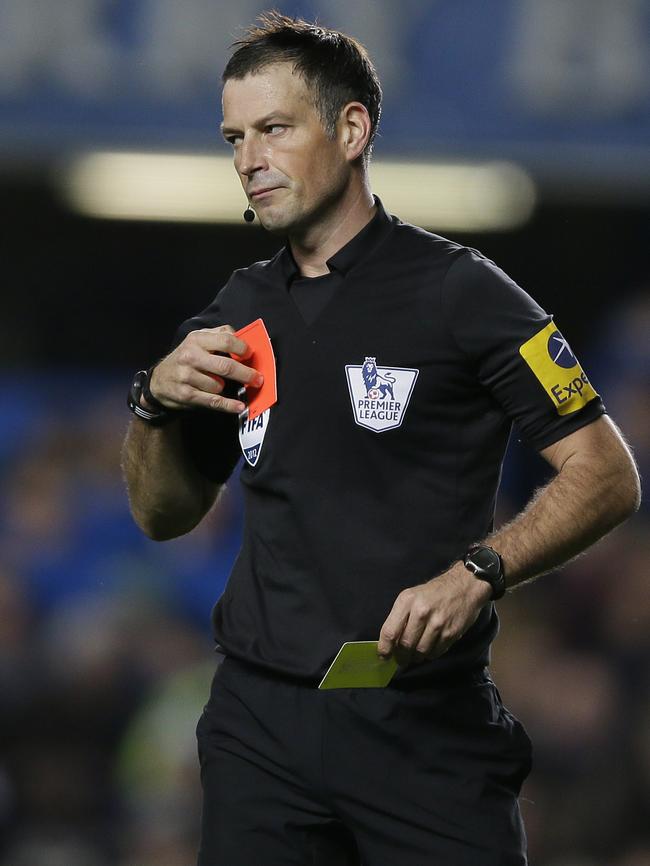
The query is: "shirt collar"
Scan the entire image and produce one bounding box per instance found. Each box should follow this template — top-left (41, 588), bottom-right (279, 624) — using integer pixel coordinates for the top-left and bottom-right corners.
top-left (275, 195), bottom-right (393, 284)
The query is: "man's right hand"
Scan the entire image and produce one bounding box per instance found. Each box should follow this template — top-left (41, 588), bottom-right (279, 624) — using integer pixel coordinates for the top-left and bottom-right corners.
top-left (148, 325), bottom-right (263, 415)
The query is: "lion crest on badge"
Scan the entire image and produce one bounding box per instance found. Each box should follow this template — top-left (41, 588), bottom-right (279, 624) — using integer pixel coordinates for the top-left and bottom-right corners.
top-left (361, 357), bottom-right (396, 401)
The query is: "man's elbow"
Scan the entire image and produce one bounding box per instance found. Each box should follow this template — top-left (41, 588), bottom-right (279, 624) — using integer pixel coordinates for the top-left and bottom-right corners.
top-left (622, 461), bottom-right (642, 516)
top-left (140, 520), bottom-right (195, 542)
top-left (133, 510), bottom-right (199, 542)
top-left (610, 451), bottom-right (642, 524)
top-left (126, 480), bottom-right (221, 541)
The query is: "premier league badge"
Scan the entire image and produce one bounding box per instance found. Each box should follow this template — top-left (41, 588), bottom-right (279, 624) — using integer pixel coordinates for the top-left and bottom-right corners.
top-left (345, 357), bottom-right (419, 432)
top-left (239, 408), bottom-right (270, 466)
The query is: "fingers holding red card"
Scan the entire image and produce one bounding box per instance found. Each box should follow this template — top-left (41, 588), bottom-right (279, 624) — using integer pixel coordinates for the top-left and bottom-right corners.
top-left (231, 319), bottom-right (277, 420)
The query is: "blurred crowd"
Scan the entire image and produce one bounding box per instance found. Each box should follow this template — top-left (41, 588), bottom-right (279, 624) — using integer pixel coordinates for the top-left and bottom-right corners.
top-left (0, 295), bottom-right (648, 866)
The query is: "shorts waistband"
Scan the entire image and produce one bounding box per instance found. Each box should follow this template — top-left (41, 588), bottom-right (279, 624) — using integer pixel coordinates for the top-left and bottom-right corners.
top-left (215, 647), bottom-right (488, 692)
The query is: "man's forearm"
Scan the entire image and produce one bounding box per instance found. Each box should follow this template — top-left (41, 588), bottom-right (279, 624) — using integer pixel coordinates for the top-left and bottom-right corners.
top-left (489, 420), bottom-right (641, 590)
top-left (378, 417), bottom-right (640, 663)
top-left (122, 417), bottom-right (220, 541)
top-left (122, 326), bottom-right (261, 541)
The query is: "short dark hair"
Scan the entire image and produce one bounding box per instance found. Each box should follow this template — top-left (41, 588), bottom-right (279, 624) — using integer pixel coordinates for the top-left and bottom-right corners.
top-left (223, 11), bottom-right (382, 163)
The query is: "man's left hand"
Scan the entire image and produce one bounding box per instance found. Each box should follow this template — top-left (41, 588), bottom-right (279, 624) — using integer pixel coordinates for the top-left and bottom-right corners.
top-left (377, 563), bottom-right (492, 666)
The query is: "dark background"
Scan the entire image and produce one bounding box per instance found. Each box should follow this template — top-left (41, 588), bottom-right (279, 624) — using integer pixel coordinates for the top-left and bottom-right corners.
top-left (4, 174), bottom-right (648, 366)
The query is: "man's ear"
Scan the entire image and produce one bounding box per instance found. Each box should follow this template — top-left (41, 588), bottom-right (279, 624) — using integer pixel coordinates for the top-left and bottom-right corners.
top-left (339, 102), bottom-right (372, 162)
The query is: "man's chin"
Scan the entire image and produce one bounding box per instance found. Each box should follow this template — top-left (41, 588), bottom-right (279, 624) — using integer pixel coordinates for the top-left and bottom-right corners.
top-left (258, 217), bottom-right (288, 235)
top-left (256, 207), bottom-right (295, 235)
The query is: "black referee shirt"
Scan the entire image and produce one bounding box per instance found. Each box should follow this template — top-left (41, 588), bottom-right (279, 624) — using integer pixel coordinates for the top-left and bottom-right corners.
top-left (173, 197), bottom-right (604, 685)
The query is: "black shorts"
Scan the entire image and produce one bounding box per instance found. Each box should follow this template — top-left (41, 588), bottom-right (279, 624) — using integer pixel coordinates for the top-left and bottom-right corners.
top-left (196, 654), bottom-right (531, 866)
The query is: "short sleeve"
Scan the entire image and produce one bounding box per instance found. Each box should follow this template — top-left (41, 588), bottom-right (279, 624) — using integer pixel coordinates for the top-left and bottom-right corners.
top-left (170, 285), bottom-right (229, 350)
top-left (168, 286), bottom-right (242, 483)
top-left (441, 249), bottom-right (605, 451)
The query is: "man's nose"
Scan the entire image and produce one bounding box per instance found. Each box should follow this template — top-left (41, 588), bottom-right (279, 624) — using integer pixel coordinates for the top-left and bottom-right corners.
top-left (238, 134), bottom-right (266, 177)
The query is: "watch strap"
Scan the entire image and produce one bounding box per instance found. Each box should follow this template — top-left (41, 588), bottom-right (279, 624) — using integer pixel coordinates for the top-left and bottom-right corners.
top-left (127, 369), bottom-right (175, 426)
top-left (142, 365), bottom-right (169, 413)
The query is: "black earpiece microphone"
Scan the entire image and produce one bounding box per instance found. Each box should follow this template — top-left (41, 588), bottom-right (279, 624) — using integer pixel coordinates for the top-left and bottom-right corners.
top-left (243, 205), bottom-right (255, 223)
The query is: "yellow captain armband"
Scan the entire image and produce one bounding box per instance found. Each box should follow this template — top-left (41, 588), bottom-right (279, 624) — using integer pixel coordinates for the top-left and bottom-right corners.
top-left (519, 321), bottom-right (599, 416)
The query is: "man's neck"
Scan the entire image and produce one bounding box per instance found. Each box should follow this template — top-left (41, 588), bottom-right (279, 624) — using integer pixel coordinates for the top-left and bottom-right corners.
top-left (289, 184), bottom-right (376, 278)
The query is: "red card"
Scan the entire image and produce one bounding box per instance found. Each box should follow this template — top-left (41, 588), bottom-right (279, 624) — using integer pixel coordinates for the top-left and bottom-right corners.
top-left (231, 319), bottom-right (277, 420)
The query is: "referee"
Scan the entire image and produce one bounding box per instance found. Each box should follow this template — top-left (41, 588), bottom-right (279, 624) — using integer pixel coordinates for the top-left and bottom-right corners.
top-left (122, 13), bottom-right (641, 865)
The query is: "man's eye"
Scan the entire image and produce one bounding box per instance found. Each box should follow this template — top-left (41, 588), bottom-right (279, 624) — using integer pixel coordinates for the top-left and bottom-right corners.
top-left (266, 125), bottom-right (286, 135)
top-left (226, 135), bottom-right (242, 146)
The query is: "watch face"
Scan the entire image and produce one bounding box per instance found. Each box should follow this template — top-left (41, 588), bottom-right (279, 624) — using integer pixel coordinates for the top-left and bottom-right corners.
top-left (468, 546), bottom-right (501, 576)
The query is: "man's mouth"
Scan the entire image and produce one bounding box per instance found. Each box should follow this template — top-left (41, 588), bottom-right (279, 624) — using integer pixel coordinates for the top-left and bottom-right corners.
top-left (249, 187), bottom-right (281, 199)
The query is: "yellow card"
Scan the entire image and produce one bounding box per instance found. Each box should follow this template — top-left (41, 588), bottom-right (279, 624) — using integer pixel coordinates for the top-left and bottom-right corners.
top-left (318, 642), bottom-right (399, 689)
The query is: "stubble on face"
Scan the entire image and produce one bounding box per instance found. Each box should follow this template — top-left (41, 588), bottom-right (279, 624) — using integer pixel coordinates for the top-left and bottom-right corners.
top-left (221, 63), bottom-right (351, 238)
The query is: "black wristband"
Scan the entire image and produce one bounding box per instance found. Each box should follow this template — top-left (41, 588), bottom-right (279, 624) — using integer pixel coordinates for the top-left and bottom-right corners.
top-left (142, 365), bottom-right (169, 413)
top-left (127, 369), bottom-right (176, 427)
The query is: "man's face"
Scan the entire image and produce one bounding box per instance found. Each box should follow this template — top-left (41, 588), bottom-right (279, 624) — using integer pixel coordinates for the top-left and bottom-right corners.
top-left (221, 63), bottom-right (351, 235)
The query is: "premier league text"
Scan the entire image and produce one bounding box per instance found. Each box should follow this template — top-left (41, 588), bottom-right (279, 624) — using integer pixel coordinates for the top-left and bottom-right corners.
top-left (356, 399), bottom-right (402, 423)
